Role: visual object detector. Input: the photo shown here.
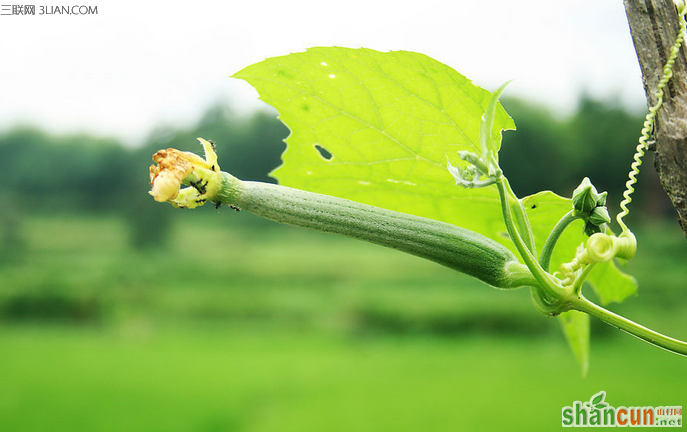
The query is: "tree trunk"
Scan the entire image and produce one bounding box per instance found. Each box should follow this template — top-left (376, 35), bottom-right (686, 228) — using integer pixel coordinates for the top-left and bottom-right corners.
top-left (624, 0), bottom-right (687, 238)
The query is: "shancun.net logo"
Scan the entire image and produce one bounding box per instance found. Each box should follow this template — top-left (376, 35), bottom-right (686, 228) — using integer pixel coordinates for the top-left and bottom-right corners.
top-left (562, 391), bottom-right (682, 427)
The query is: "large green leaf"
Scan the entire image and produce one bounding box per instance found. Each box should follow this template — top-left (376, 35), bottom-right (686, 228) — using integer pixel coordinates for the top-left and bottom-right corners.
top-left (233, 47), bottom-right (637, 303)
top-left (234, 47), bottom-right (513, 240)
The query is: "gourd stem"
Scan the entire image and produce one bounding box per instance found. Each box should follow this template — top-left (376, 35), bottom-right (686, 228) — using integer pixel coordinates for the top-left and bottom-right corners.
top-left (495, 178), bottom-right (564, 298)
top-left (503, 179), bottom-right (537, 256)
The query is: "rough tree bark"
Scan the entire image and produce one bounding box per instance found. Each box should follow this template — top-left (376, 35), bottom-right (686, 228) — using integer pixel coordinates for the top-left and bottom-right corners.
top-left (624, 0), bottom-right (687, 238)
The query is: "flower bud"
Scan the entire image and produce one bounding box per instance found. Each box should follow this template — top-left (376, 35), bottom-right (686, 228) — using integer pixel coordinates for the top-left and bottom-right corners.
top-left (572, 177), bottom-right (598, 215)
top-left (589, 206), bottom-right (611, 226)
top-left (584, 221), bottom-right (605, 237)
top-left (596, 191), bottom-right (607, 207)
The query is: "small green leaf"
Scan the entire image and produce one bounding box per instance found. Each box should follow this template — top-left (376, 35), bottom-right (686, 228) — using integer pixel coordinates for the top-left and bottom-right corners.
top-left (480, 80), bottom-right (512, 162)
top-left (558, 310), bottom-right (590, 376)
top-left (585, 261), bottom-right (637, 305)
top-left (591, 391), bottom-right (605, 405)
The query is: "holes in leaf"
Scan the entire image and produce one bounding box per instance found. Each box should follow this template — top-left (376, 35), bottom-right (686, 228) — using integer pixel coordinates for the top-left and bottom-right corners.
top-left (314, 144), bottom-right (333, 161)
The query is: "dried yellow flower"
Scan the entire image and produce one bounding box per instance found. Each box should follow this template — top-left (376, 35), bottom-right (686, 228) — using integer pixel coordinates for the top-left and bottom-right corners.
top-left (149, 138), bottom-right (221, 208)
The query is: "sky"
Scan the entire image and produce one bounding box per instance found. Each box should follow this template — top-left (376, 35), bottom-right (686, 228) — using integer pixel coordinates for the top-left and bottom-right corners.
top-left (0, 0), bottom-right (647, 145)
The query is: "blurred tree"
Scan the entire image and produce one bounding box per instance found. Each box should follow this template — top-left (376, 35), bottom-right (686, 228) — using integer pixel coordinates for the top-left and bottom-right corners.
top-left (499, 98), bottom-right (567, 196)
top-left (0, 191), bottom-right (26, 265)
top-left (0, 127), bottom-right (130, 211)
top-left (563, 95), bottom-right (645, 203)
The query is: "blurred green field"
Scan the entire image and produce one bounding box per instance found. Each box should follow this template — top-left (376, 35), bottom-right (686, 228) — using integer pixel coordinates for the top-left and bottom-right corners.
top-left (0, 213), bottom-right (686, 431)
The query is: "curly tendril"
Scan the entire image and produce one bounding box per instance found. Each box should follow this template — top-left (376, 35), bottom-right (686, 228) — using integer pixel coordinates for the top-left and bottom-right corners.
top-left (558, 2), bottom-right (687, 287)
top-left (616, 0), bottom-right (687, 232)
top-left (557, 232), bottom-right (637, 286)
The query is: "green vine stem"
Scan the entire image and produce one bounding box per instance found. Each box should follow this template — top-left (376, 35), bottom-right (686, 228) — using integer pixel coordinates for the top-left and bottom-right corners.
top-left (572, 295), bottom-right (687, 356)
